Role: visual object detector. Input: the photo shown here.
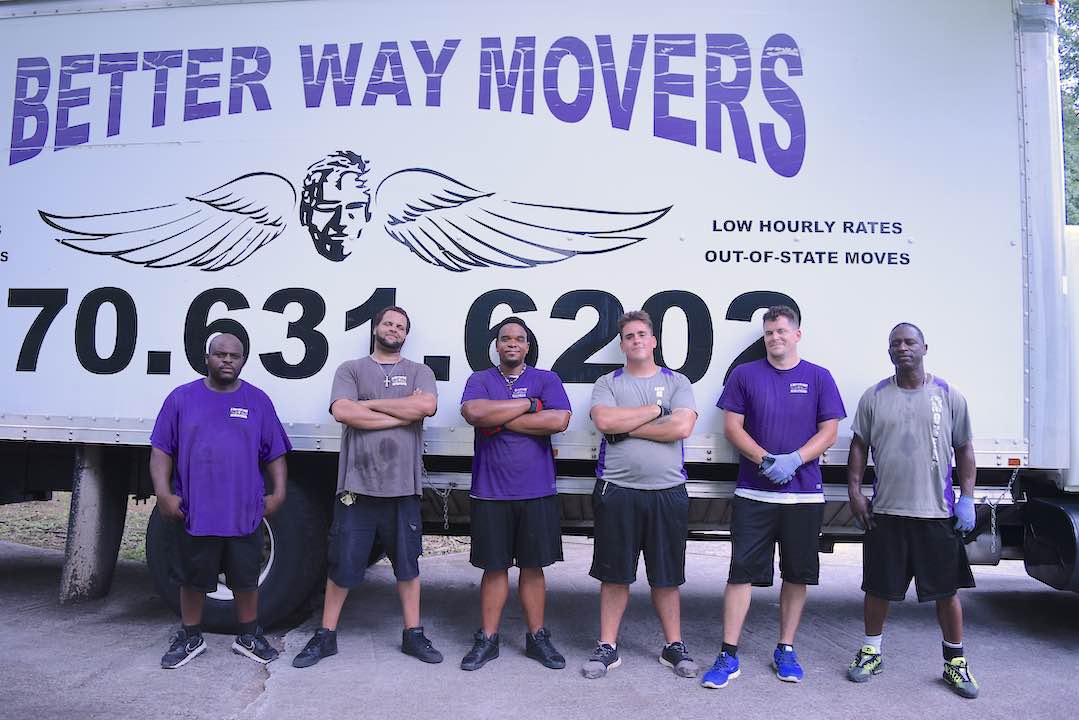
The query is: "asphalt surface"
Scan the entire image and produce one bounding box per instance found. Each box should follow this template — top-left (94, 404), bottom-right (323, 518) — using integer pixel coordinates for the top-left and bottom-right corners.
top-left (1, 537), bottom-right (1076, 720)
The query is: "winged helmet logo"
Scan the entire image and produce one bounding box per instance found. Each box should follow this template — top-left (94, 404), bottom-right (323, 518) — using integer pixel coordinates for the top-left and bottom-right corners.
top-left (39, 151), bottom-right (672, 272)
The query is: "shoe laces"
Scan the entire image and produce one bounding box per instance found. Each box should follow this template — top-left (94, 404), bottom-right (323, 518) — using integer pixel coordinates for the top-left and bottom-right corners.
top-left (666, 641), bottom-right (688, 654)
top-left (592, 643), bottom-right (616, 660)
top-left (712, 651), bottom-right (735, 671)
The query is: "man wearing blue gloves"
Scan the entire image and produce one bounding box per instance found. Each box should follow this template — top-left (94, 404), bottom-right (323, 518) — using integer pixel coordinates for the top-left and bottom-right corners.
top-left (845, 322), bottom-right (979, 699)
top-left (702, 306), bottom-right (845, 689)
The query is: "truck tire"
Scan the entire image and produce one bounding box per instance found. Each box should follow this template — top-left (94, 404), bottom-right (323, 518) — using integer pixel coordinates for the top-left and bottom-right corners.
top-left (145, 481), bottom-right (329, 633)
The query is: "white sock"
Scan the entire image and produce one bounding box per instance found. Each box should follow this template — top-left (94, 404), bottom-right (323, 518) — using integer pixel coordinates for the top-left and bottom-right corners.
top-left (863, 634), bottom-right (882, 652)
top-left (943, 640), bottom-right (963, 649)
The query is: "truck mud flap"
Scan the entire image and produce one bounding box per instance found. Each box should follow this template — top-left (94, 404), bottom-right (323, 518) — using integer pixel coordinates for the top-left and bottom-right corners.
top-left (1023, 497), bottom-right (1079, 591)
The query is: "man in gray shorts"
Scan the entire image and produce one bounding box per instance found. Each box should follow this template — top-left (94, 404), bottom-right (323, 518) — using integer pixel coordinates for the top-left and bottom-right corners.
top-left (582, 310), bottom-right (699, 679)
top-left (846, 322), bottom-right (979, 699)
top-left (292, 306), bottom-right (443, 667)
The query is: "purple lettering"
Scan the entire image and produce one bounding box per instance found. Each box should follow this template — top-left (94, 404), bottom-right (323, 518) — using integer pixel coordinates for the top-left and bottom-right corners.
top-left (361, 41), bottom-right (411, 106)
top-left (705, 34), bottom-right (755, 162)
top-left (9, 57), bottom-right (50, 165)
top-left (653, 35), bottom-right (695, 146)
top-left (142, 50), bottom-right (183, 128)
top-left (760, 34), bottom-right (805, 178)
top-left (184, 48), bottom-right (223, 121)
top-left (98, 52), bottom-right (138, 138)
top-left (542, 36), bottom-right (594, 123)
top-left (299, 43), bottom-right (363, 108)
top-left (411, 39), bottom-right (460, 107)
top-left (56, 54), bottom-right (94, 151)
top-left (596, 34), bottom-right (647, 131)
top-left (478, 36), bottom-right (536, 114)
top-left (229, 46), bottom-right (272, 115)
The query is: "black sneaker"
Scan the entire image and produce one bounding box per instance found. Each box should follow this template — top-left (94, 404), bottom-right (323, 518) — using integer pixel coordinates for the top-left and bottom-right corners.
top-left (660, 641), bottom-right (699, 678)
top-left (581, 643), bottom-right (621, 679)
top-left (460, 630), bottom-right (499, 671)
top-left (161, 629), bottom-right (206, 669)
top-left (402, 626), bottom-right (444, 664)
top-left (292, 628), bottom-right (337, 668)
top-left (525, 627), bottom-right (566, 670)
top-left (232, 626), bottom-right (279, 664)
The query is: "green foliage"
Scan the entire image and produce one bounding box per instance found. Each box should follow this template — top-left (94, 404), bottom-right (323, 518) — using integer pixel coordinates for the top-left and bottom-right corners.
top-left (1061, 0), bottom-right (1079, 222)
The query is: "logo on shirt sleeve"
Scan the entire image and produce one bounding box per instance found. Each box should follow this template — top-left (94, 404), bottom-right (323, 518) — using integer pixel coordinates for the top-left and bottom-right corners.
top-left (229, 407), bottom-right (249, 419)
top-left (789, 383), bottom-right (809, 394)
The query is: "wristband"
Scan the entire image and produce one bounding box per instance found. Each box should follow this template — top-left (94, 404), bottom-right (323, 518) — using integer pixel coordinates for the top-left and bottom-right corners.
top-left (527, 397), bottom-right (543, 414)
top-left (658, 405), bottom-right (671, 417)
top-left (605, 432), bottom-right (629, 444)
top-left (480, 425), bottom-right (503, 436)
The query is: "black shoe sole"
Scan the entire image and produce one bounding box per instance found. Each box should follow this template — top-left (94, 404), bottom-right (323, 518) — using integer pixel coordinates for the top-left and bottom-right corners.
top-left (526, 650), bottom-right (566, 669)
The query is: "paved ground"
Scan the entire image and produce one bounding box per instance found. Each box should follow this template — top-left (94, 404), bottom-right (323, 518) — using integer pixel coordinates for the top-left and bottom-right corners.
top-left (1, 537), bottom-right (1076, 720)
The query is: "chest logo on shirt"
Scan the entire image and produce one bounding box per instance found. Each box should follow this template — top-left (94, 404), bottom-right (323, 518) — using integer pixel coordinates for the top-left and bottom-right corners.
top-left (789, 383), bottom-right (808, 394)
top-left (654, 387), bottom-right (665, 399)
top-left (229, 407), bottom-right (249, 419)
top-left (390, 375), bottom-right (408, 387)
top-left (511, 387), bottom-right (529, 399)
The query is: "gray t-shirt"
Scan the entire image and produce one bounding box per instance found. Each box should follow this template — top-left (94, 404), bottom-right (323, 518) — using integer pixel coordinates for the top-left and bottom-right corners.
top-left (330, 356), bottom-right (437, 497)
top-left (851, 375), bottom-right (972, 519)
top-left (591, 367), bottom-right (697, 490)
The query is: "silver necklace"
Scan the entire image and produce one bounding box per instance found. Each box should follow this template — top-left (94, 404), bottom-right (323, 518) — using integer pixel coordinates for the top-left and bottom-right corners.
top-left (372, 356), bottom-right (402, 388)
top-left (499, 364), bottom-right (525, 391)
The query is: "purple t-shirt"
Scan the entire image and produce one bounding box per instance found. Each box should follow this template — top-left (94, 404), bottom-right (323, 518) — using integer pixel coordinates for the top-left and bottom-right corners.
top-left (150, 379), bottom-right (291, 536)
top-left (461, 367), bottom-right (571, 500)
top-left (717, 359), bottom-right (845, 501)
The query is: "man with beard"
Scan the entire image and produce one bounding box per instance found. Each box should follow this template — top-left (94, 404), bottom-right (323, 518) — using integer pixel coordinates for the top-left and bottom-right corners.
top-left (458, 317), bottom-right (572, 671)
top-left (151, 333), bottom-right (291, 669)
top-left (845, 323), bottom-right (979, 699)
top-left (292, 306), bottom-right (442, 667)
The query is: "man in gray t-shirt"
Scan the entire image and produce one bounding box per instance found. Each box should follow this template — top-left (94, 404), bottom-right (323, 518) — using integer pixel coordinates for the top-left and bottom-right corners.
top-left (845, 323), bottom-right (980, 699)
top-left (292, 306), bottom-right (443, 669)
top-left (581, 310), bottom-right (699, 681)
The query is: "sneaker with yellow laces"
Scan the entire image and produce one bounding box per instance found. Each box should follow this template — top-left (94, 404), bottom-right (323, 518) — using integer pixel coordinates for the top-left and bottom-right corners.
top-left (847, 645), bottom-right (883, 683)
top-left (943, 656), bottom-right (979, 699)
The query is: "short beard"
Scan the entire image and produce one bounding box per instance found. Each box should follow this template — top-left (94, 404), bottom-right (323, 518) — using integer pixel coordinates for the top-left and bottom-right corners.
top-left (374, 334), bottom-right (404, 352)
top-left (499, 355), bottom-right (524, 371)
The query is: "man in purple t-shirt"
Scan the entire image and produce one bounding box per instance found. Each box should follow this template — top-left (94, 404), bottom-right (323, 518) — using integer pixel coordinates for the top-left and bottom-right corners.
top-left (458, 317), bottom-right (572, 672)
top-left (701, 306), bottom-right (845, 689)
top-left (150, 333), bottom-right (291, 670)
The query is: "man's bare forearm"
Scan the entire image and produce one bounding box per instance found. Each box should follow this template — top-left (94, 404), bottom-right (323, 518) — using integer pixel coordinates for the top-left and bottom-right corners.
top-left (363, 392), bottom-right (437, 421)
top-left (149, 447), bottom-right (175, 498)
top-left (503, 410), bottom-right (571, 436)
top-left (331, 399), bottom-right (409, 430)
top-left (461, 398), bottom-right (530, 427)
top-left (956, 443), bottom-right (976, 496)
top-left (628, 410), bottom-right (696, 442)
top-left (796, 419), bottom-right (839, 463)
top-left (264, 455), bottom-right (287, 498)
top-left (846, 434), bottom-right (869, 492)
top-left (591, 405), bottom-right (661, 434)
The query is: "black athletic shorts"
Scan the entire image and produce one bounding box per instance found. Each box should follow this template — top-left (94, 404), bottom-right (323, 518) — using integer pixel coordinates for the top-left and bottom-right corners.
top-left (728, 495), bottom-right (824, 587)
top-left (327, 494), bottom-right (422, 588)
top-left (589, 481), bottom-right (688, 588)
top-left (862, 514), bottom-right (975, 602)
top-left (470, 495), bottom-right (563, 570)
top-left (169, 523), bottom-right (263, 594)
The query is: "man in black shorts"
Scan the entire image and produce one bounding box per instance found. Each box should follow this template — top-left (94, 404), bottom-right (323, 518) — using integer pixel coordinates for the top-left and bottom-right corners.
top-left (582, 310), bottom-right (699, 679)
top-left (846, 323), bottom-right (980, 699)
top-left (150, 333), bottom-right (291, 669)
top-left (458, 317), bottom-right (572, 671)
top-left (292, 306), bottom-right (442, 667)
top-left (703, 306), bottom-right (845, 688)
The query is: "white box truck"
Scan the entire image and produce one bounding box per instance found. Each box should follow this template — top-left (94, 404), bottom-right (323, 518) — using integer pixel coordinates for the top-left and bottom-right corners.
top-left (2, 0), bottom-right (1076, 629)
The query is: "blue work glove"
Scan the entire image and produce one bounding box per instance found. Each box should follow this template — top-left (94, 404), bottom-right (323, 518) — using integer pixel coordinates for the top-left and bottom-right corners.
top-left (954, 495), bottom-right (976, 533)
top-left (762, 450), bottom-right (803, 485)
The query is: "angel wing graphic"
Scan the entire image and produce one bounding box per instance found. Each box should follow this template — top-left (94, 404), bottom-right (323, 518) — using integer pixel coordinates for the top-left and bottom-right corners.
top-left (40, 151), bottom-right (671, 272)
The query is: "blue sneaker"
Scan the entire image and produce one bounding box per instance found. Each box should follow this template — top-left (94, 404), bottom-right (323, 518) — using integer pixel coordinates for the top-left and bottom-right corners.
top-left (700, 651), bottom-right (741, 689)
top-left (774, 646), bottom-right (804, 682)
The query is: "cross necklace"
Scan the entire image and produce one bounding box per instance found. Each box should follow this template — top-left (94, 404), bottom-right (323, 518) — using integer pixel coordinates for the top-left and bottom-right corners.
top-left (372, 356), bottom-right (401, 388)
